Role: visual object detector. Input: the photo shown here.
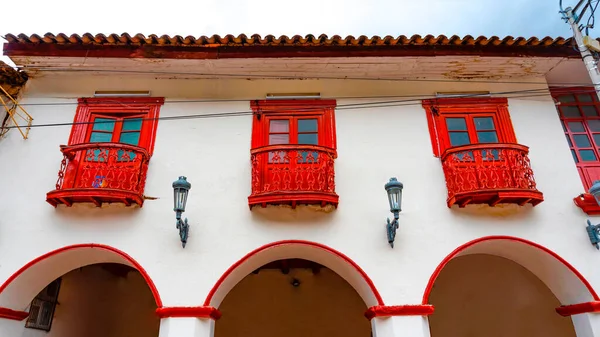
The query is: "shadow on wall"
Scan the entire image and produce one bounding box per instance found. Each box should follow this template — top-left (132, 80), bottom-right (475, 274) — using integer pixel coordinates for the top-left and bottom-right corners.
top-left (215, 261), bottom-right (371, 337)
top-left (428, 254), bottom-right (576, 337)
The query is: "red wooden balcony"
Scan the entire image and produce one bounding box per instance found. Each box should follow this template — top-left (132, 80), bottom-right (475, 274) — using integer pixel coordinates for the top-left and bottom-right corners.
top-left (46, 143), bottom-right (150, 207)
top-left (248, 145), bottom-right (338, 208)
top-left (441, 143), bottom-right (544, 208)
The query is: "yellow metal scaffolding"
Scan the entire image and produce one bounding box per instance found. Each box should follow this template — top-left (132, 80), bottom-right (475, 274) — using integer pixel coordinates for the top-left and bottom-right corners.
top-left (0, 84), bottom-right (33, 139)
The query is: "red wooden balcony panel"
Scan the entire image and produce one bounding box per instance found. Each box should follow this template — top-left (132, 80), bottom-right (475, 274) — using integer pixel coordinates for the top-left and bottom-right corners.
top-left (248, 144), bottom-right (338, 208)
top-left (46, 143), bottom-right (150, 207)
top-left (441, 143), bottom-right (544, 208)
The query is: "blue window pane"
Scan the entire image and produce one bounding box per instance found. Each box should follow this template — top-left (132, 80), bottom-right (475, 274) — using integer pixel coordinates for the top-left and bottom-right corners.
top-left (449, 132), bottom-right (470, 146)
top-left (580, 150), bottom-right (597, 161)
top-left (298, 119), bottom-right (318, 132)
top-left (298, 133), bottom-right (318, 145)
top-left (574, 134), bottom-right (592, 147)
top-left (122, 118), bottom-right (142, 131)
top-left (119, 132), bottom-right (140, 146)
top-left (593, 134), bottom-right (600, 145)
top-left (482, 149), bottom-right (500, 160)
top-left (299, 151), bottom-right (319, 163)
top-left (89, 132), bottom-right (112, 143)
top-left (589, 120), bottom-right (600, 132)
top-left (559, 95), bottom-right (576, 103)
top-left (474, 117), bottom-right (495, 130)
top-left (477, 131), bottom-right (498, 143)
top-left (562, 106), bottom-right (581, 117)
top-left (568, 121), bottom-right (585, 132)
top-left (582, 106), bottom-right (598, 117)
top-left (446, 118), bottom-right (467, 131)
top-left (92, 118), bottom-right (115, 132)
top-left (566, 135), bottom-right (573, 147)
top-left (578, 94), bottom-right (593, 102)
top-left (572, 150), bottom-right (579, 163)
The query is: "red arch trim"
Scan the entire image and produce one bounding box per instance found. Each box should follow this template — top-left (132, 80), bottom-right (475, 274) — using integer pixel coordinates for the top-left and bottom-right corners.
top-left (0, 243), bottom-right (163, 307)
top-left (203, 240), bottom-right (384, 306)
top-left (422, 236), bottom-right (599, 304)
top-left (156, 306), bottom-right (222, 320)
top-left (0, 307), bottom-right (29, 321)
top-left (364, 305), bottom-right (434, 320)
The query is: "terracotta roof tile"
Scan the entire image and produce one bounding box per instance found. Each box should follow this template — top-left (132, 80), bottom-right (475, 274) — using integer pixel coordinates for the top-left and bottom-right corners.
top-left (3, 33), bottom-right (575, 48)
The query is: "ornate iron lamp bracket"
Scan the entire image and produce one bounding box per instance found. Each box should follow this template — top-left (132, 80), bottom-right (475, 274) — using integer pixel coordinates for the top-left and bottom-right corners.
top-left (176, 211), bottom-right (189, 248)
top-left (586, 219), bottom-right (600, 250)
top-left (386, 211), bottom-right (399, 248)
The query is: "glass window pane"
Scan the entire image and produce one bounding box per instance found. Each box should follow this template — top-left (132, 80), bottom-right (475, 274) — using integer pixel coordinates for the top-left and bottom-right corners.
top-left (122, 118), bottom-right (143, 131)
top-left (298, 133), bottom-right (318, 145)
top-left (589, 120), bottom-right (600, 132)
top-left (269, 134), bottom-right (289, 145)
top-left (580, 149), bottom-right (598, 161)
top-left (477, 131), bottom-right (499, 143)
top-left (474, 117), bottom-right (495, 130)
top-left (298, 119), bottom-right (318, 132)
top-left (269, 120), bottom-right (289, 132)
top-left (593, 134), bottom-right (600, 145)
top-left (574, 134), bottom-right (592, 147)
top-left (89, 132), bottom-right (112, 143)
top-left (119, 132), bottom-right (140, 145)
top-left (567, 121), bottom-right (585, 132)
top-left (582, 106), bottom-right (598, 117)
top-left (559, 95), bottom-right (576, 103)
top-left (446, 118), bottom-right (467, 131)
top-left (572, 150), bottom-right (579, 163)
top-left (449, 132), bottom-right (470, 146)
top-left (561, 106), bottom-right (581, 117)
top-left (578, 94), bottom-right (594, 102)
top-left (566, 135), bottom-right (573, 147)
top-left (92, 118), bottom-right (115, 132)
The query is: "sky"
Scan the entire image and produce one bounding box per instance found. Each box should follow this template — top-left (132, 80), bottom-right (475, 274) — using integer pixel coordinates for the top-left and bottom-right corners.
top-left (0, 0), bottom-right (598, 66)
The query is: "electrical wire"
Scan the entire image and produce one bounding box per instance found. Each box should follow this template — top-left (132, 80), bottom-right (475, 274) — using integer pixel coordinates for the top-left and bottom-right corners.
top-left (2, 88), bottom-right (591, 130)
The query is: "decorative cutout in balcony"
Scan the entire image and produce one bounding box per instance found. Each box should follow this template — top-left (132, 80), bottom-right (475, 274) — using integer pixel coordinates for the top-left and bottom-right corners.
top-left (441, 143), bottom-right (544, 208)
top-left (46, 143), bottom-right (150, 207)
top-left (248, 144), bottom-right (338, 208)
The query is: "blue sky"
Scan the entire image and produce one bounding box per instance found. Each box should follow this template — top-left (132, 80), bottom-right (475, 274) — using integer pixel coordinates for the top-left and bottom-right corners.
top-left (0, 0), bottom-right (598, 66)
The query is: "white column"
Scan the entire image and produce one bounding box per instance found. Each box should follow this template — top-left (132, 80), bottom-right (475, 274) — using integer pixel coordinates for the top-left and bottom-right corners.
top-left (572, 313), bottom-right (600, 337)
top-left (372, 316), bottom-right (431, 337)
top-left (0, 318), bottom-right (28, 336)
top-left (158, 317), bottom-right (214, 337)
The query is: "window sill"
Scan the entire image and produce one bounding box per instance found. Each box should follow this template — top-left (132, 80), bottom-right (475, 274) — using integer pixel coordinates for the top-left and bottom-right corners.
top-left (248, 191), bottom-right (339, 209)
top-left (46, 188), bottom-right (144, 207)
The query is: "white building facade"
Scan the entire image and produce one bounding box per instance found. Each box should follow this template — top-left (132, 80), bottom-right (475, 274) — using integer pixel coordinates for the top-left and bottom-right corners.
top-left (0, 33), bottom-right (600, 337)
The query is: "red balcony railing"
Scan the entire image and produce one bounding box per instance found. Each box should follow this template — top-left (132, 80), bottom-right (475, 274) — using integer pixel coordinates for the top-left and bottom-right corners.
top-left (248, 145), bottom-right (338, 208)
top-left (46, 143), bottom-right (150, 207)
top-left (441, 143), bottom-right (544, 208)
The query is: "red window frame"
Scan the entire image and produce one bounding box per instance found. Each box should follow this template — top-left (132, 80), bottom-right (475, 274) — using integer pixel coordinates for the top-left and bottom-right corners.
top-left (69, 97), bottom-right (164, 152)
top-left (551, 87), bottom-right (600, 191)
top-left (249, 99), bottom-right (338, 208)
top-left (250, 100), bottom-right (337, 150)
top-left (422, 97), bottom-right (517, 156)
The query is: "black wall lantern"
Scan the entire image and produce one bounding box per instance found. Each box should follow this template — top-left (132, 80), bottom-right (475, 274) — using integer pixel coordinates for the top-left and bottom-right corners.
top-left (385, 177), bottom-right (403, 248)
top-left (173, 176), bottom-right (191, 248)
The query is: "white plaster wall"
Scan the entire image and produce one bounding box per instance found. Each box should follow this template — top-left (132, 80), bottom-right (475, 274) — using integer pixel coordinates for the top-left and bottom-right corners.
top-left (0, 71), bottom-right (598, 314)
top-left (215, 267), bottom-right (370, 337)
top-left (429, 254), bottom-right (576, 337)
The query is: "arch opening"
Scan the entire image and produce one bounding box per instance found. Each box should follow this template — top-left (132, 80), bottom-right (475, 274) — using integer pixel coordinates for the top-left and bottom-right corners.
top-left (0, 244), bottom-right (161, 337)
top-left (424, 236), bottom-right (597, 337)
top-left (215, 258), bottom-right (372, 337)
top-left (204, 240), bottom-right (383, 309)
